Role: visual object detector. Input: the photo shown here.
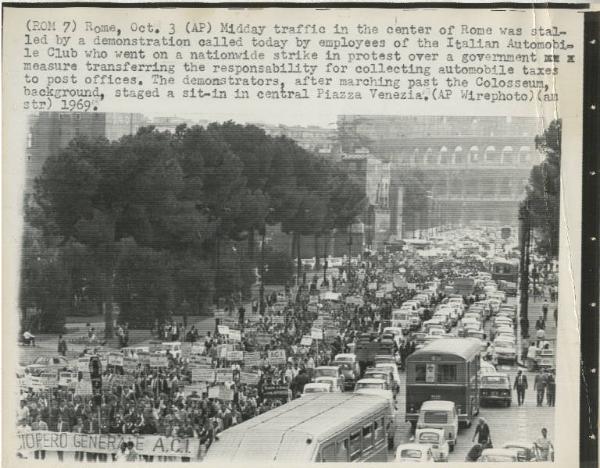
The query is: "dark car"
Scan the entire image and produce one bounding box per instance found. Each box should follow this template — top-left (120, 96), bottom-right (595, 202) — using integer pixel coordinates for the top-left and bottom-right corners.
top-left (479, 373), bottom-right (512, 407)
top-left (332, 361), bottom-right (358, 391)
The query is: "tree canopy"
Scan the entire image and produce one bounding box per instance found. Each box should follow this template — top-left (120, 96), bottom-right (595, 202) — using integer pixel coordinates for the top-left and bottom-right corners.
top-left (23, 121), bottom-right (365, 333)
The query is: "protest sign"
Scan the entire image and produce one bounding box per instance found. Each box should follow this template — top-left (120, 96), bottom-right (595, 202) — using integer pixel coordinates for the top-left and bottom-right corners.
top-left (138, 352), bottom-right (151, 365)
top-left (368, 282), bottom-right (378, 290)
top-left (228, 329), bottom-right (242, 342)
top-left (376, 290), bottom-right (385, 298)
top-left (271, 315), bottom-right (285, 325)
top-left (148, 341), bottom-right (163, 353)
top-left (58, 372), bottom-right (77, 387)
top-left (77, 357), bottom-right (90, 372)
top-left (311, 328), bottom-right (323, 340)
top-left (149, 355), bottom-right (168, 368)
top-left (215, 369), bottom-right (234, 383)
top-left (123, 357), bottom-right (138, 372)
top-left (254, 333), bottom-right (271, 346)
top-left (226, 350), bottom-right (244, 361)
top-left (243, 352), bottom-right (261, 367)
top-left (107, 352), bottom-right (124, 367)
top-left (262, 384), bottom-right (289, 401)
top-left (208, 386), bottom-right (220, 399)
top-left (184, 382), bottom-right (207, 397)
top-left (240, 372), bottom-right (260, 386)
top-left (191, 367), bottom-right (215, 383)
top-left (267, 349), bottom-right (286, 365)
top-left (217, 325), bottom-right (230, 335)
top-left (307, 304), bottom-right (318, 313)
top-left (17, 432), bottom-right (201, 458)
top-left (300, 335), bottom-right (313, 346)
top-left (189, 355), bottom-right (212, 366)
top-left (218, 385), bottom-right (234, 401)
top-left (191, 343), bottom-right (205, 355)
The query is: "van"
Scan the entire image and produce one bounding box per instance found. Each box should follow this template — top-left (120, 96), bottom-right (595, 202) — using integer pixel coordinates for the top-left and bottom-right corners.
top-left (416, 400), bottom-right (458, 451)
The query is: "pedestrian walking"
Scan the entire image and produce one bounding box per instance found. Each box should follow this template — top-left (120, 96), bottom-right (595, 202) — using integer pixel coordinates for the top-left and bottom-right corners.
top-left (534, 369), bottom-right (548, 407)
top-left (546, 370), bottom-right (556, 406)
top-left (472, 417), bottom-right (492, 448)
top-left (534, 428), bottom-right (554, 461)
top-left (554, 306), bottom-right (558, 325)
top-left (514, 370), bottom-right (528, 406)
top-left (542, 300), bottom-right (549, 322)
top-left (57, 335), bottom-right (67, 356)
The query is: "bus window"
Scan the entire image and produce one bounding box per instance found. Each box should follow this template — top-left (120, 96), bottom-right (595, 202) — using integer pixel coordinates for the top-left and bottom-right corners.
top-left (374, 418), bottom-right (384, 443)
top-left (362, 424), bottom-right (373, 450)
top-left (415, 364), bottom-right (426, 382)
top-left (320, 443), bottom-right (336, 462)
top-left (349, 431), bottom-right (362, 460)
top-left (438, 364), bottom-right (457, 383)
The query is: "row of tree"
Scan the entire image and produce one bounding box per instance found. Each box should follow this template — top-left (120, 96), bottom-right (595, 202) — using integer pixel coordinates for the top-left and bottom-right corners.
top-left (22, 122), bottom-right (366, 334)
top-left (521, 119), bottom-right (561, 259)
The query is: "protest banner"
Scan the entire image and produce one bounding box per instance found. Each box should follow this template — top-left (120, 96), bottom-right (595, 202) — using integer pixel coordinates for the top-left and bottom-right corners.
top-left (254, 333), bottom-right (271, 346)
top-left (218, 385), bottom-right (234, 401)
top-left (58, 372), bottom-right (77, 387)
top-left (215, 369), bottom-right (234, 383)
top-left (77, 357), bottom-right (90, 372)
top-left (184, 382), bottom-right (207, 397)
top-left (191, 367), bottom-right (215, 383)
top-left (375, 290), bottom-right (385, 298)
top-left (107, 352), bottom-right (124, 367)
top-left (189, 355), bottom-right (212, 366)
top-left (239, 372), bottom-right (260, 386)
top-left (217, 344), bottom-right (232, 359)
top-left (311, 328), bottom-right (323, 340)
top-left (149, 355), bottom-right (168, 368)
top-left (300, 335), bottom-right (313, 346)
top-left (17, 431), bottom-right (202, 458)
top-left (267, 349), bottom-right (286, 365)
top-left (243, 352), bottom-right (261, 367)
top-left (123, 357), bottom-right (138, 372)
top-left (217, 325), bottom-right (230, 335)
top-left (110, 375), bottom-right (135, 388)
top-left (28, 376), bottom-right (46, 392)
top-left (368, 282), bottom-right (378, 290)
top-left (324, 328), bottom-right (338, 338)
top-left (228, 329), bottom-right (242, 342)
top-left (207, 386), bottom-right (220, 399)
top-left (271, 315), bottom-right (285, 325)
top-left (137, 352), bottom-right (151, 365)
top-left (190, 343), bottom-right (205, 355)
top-left (262, 384), bottom-right (289, 401)
top-left (226, 350), bottom-right (244, 361)
top-left (148, 341), bottom-right (163, 353)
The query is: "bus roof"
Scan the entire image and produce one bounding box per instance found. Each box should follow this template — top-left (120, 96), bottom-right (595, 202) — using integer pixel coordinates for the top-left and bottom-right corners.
top-left (204, 393), bottom-right (389, 462)
top-left (408, 338), bottom-right (481, 361)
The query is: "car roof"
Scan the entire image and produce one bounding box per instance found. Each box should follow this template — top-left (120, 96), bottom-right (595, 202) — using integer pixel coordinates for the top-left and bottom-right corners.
top-left (396, 443), bottom-right (429, 452)
top-left (416, 427), bottom-right (445, 435)
top-left (316, 366), bottom-right (339, 370)
top-left (420, 400), bottom-right (455, 410)
top-left (304, 383), bottom-right (330, 389)
top-left (334, 354), bottom-right (355, 359)
top-left (357, 378), bottom-right (386, 384)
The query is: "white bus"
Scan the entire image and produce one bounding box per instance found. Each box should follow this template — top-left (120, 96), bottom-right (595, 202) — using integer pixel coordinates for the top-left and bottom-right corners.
top-left (204, 393), bottom-right (394, 462)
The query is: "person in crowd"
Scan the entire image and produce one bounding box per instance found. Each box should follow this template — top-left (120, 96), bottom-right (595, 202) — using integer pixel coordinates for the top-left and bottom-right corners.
top-left (546, 369), bottom-right (556, 407)
top-left (57, 335), bottom-right (67, 356)
top-left (472, 417), bottom-right (492, 448)
top-left (513, 369), bottom-right (528, 406)
top-left (534, 427), bottom-right (554, 461)
top-left (542, 300), bottom-right (549, 322)
top-left (534, 369), bottom-right (548, 407)
top-left (22, 329), bottom-right (36, 346)
top-left (31, 415), bottom-right (48, 459)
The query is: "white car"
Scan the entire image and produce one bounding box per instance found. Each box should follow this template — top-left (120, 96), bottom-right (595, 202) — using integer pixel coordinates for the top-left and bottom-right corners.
top-left (414, 428), bottom-right (449, 462)
top-left (395, 444), bottom-right (435, 463)
top-left (302, 382), bottom-right (331, 395)
top-left (354, 378), bottom-right (394, 404)
top-left (375, 362), bottom-right (401, 389)
top-left (492, 338), bottom-right (517, 364)
top-left (314, 376), bottom-right (342, 392)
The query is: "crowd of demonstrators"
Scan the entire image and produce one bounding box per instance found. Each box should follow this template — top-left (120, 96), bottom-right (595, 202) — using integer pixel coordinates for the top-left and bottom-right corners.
top-left (18, 233), bottom-right (551, 461)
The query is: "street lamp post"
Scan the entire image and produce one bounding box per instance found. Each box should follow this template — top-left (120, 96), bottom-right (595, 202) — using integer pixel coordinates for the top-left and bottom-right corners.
top-left (518, 204), bottom-right (531, 338)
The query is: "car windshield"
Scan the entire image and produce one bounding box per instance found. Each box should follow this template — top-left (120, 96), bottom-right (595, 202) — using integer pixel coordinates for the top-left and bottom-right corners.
top-left (482, 376), bottom-right (508, 385)
top-left (365, 372), bottom-right (387, 381)
top-left (316, 369), bottom-right (337, 377)
top-left (33, 357), bottom-right (48, 364)
top-left (495, 341), bottom-right (513, 348)
top-left (356, 382), bottom-right (384, 389)
top-left (423, 411), bottom-right (448, 424)
top-left (419, 432), bottom-right (440, 444)
top-left (400, 449), bottom-right (423, 459)
top-left (305, 387), bottom-right (327, 393)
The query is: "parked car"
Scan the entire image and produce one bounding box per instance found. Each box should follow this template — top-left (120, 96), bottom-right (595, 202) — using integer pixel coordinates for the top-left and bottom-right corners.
top-left (302, 382), bottom-right (332, 395)
top-left (416, 400), bottom-right (458, 451)
top-left (26, 356), bottom-right (70, 376)
top-left (501, 441), bottom-right (538, 461)
top-left (395, 444), bottom-right (435, 463)
top-left (354, 378), bottom-right (394, 405)
top-left (480, 373), bottom-right (512, 407)
top-left (492, 338), bottom-right (517, 364)
top-left (478, 448), bottom-right (519, 462)
top-left (414, 428), bottom-right (449, 462)
top-left (314, 376), bottom-right (342, 392)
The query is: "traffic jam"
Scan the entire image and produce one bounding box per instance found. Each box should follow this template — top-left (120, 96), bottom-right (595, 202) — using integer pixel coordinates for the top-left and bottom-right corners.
top-left (207, 226), bottom-right (555, 463)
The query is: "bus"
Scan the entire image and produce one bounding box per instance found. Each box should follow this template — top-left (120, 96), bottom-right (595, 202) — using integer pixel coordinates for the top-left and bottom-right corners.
top-left (204, 393), bottom-right (394, 462)
top-left (405, 338), bottom-right (481, 429)
top-left (491, 259), bottom-right (519, 284)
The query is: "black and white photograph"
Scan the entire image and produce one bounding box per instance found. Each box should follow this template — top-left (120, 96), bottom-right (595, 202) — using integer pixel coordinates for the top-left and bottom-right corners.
top-left (15, 112), bottom-right (561, 463)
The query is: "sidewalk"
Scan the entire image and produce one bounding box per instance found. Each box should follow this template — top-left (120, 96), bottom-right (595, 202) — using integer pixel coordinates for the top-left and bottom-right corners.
top-left (517, 297), bottom-right (557, 367)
